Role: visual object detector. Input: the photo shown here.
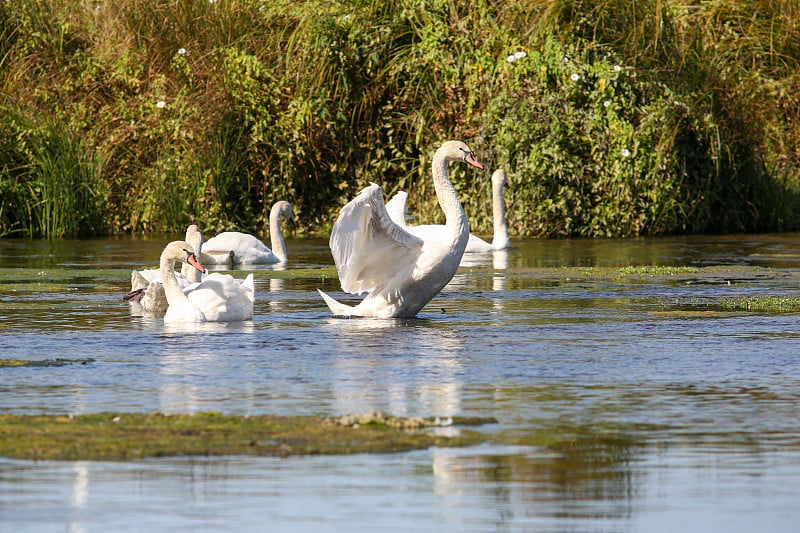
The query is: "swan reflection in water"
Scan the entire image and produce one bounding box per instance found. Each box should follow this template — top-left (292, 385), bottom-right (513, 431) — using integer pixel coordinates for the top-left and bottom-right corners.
top-left (155, 321), bottom-right (256, 414)
top-left (67, 461), bottom-right (89, 533)
top-left (447, 249), bottom-right (509, 313)
top-left (323, 317), bottom-right (465, 417)
top-left (492, 249), bottom-right (509, 313)
top-left (268, 277), bottom-right (286, 311)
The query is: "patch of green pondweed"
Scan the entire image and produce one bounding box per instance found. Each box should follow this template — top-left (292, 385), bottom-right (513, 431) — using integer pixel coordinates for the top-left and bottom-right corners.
top-left (0, 412), bottom-right (495, 461)
top-left (720, 296), bottom-right (800, 312)
top-left (0, 358), bottom-right (95, 368)
top-left (616, 266), bottom-right (698, 276)
top-left (259, 266), bottom-right (338, 279)
top-left (572, 266), bottom-right (698, 280)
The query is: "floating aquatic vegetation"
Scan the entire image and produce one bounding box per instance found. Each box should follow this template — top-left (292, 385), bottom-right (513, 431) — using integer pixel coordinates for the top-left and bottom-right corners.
top-left (720, 296), bottom-right (800, 312)
top-left (0, 358), bottom-right (95, 368)
top-left (0, 412), bottom-right (496, 461)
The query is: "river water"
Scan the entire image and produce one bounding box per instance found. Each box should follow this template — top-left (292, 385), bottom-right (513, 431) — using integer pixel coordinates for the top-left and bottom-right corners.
top-left (2, 234), bottom-right (800, 532)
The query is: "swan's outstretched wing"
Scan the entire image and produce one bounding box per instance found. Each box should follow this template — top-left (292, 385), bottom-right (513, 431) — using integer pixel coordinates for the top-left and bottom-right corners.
top-left (330, 183), bottom-right (423, 295)
top-left (384, 191), bottom-right (409, 228)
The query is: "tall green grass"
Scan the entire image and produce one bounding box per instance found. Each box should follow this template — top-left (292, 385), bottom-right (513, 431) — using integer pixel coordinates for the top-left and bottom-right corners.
top-left (1, 0), bottom-right (799, 237)
top-left (1, 108), bottom-right (108, 238)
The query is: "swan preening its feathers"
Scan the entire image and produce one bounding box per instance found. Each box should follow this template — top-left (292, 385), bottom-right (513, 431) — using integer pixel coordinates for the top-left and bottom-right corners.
top-left (318, 140), bottom-right (485, 318)
top-left (201, 201), bottom-right (294, 265)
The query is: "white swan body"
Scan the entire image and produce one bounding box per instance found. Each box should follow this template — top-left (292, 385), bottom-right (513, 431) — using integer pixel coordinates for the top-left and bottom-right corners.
top-left (387, 169), bottom-right (510, 254)
top-left (318, 140), bottom-right (484, 318)
top-left (159, 241), bottom-right (254, 323)
top-left (201, 201), bottom-right (294, 265)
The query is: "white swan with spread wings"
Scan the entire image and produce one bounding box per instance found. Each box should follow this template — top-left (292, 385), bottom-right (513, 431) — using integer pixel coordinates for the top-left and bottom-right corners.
top-left (318, 140), bottom-right (484, 318)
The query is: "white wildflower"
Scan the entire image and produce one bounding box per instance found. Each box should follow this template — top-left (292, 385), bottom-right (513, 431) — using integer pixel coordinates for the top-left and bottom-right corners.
top-left (156, 100), bottom-right (166, 109)
top-left (562, 55), bottom-right (570, 64)
top-left (621, 148), bottom-right (631, 158)
top-left (506, 54), bottom-right (516, 63)
top-left (604, 100), bottom-right (611, 108)
top-left (570, 73), bottom-right (580, 82)
top-left (514, 51), bottom-right (527, 60)
top-left (614, 65), bottom-right (622, 72)
top-left (177, 48), bottom-right (186, 55)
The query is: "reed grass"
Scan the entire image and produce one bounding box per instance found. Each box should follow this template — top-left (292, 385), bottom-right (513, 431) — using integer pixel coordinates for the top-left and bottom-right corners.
top-left (1, 0), bottom-right (798, 237)
top-left (1, 108), bottom-right (108, 238)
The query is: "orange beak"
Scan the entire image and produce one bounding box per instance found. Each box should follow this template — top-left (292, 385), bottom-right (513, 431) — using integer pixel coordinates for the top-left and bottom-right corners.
top-left (187, 252), bottom-right (206, 274)
top-left (464, 151), bottom-right (485, 171)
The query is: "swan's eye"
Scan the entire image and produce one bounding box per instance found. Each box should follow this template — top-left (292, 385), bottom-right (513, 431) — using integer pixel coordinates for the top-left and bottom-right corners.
top-left (458, 147), bottom-right (472, 160)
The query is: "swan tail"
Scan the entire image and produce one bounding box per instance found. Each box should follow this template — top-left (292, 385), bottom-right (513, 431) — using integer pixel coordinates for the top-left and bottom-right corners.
top-left (317, 289), bottom-right (357, 316)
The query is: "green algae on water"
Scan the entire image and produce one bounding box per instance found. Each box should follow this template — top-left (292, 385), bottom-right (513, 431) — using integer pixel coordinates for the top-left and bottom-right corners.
top-left (0, 358), bottom-right (95, 368)
top-left (0, 412), bottom-right (495, 461)
top-left (615, 266), bottom-right (698, 276)
top-left (720, 295), bottom-right (800, 312)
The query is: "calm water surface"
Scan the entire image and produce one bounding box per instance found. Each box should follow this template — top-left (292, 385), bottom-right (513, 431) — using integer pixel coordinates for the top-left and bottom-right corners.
top-left (2, 234), bottom-right (800, 532)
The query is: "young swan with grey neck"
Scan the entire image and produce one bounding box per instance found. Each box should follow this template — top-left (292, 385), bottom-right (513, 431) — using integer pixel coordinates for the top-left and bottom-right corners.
top-left (318, 140), bottom-right (484, 318)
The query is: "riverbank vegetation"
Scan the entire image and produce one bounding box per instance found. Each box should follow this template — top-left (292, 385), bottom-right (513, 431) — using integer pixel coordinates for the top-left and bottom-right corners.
top-left (1, 0), bottom-right (798, 238)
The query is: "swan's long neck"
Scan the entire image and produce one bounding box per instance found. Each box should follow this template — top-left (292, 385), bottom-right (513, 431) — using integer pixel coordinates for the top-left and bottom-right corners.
top-left (269, 209), bottom-right (288, 262)
top-left (161, 250), bottom-right (190, 306)
top-left (432, 150), bottom-right (468, 247)
top-left (491, 178), bottom-right (510, 249)
top-left (181, 227), bottom-right (203, 283)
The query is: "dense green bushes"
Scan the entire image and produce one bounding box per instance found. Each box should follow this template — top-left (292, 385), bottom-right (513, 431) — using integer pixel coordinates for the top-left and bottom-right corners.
top-left (1, 0), bottom-right (798, 238)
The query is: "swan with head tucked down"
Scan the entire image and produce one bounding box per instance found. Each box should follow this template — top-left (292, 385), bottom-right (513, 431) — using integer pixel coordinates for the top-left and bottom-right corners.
top-left (201, 201), bottom-right (294, 265)
top-left (387, 168), bottom-right (510, 253)
top-left (158, 241), bottom-right (254, 323)
top-left (318, 140), bottom-right (485, 318)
